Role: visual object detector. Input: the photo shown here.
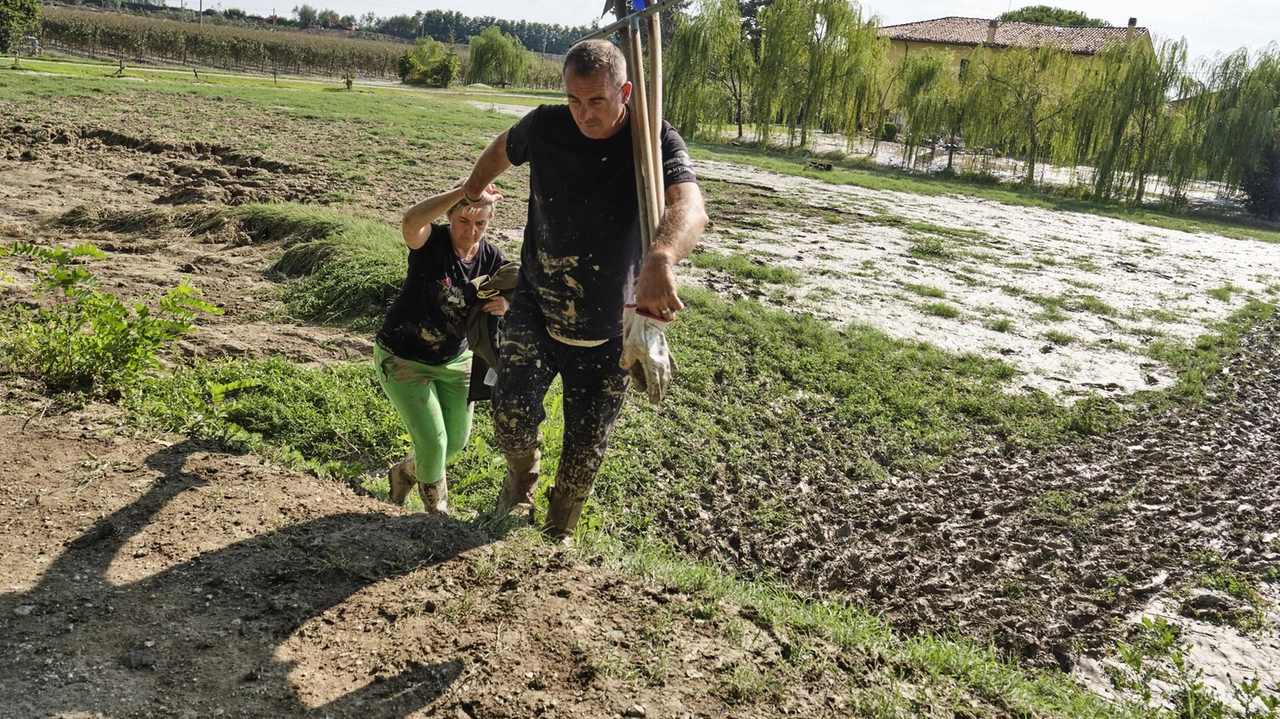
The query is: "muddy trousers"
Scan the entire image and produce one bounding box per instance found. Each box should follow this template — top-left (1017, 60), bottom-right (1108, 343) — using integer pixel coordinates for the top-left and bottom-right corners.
top-left (491, 304), bottom-right (629, 531)
top-left (373, 345), bottom-right (473, 485)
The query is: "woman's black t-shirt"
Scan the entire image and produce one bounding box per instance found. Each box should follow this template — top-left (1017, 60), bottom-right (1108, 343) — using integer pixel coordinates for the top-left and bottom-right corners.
top-left (376, 223), bottom-right (506, 365)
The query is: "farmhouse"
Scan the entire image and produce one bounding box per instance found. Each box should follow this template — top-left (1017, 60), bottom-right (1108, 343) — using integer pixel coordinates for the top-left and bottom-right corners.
top-left (878, 16), bottom-right (1153, 68)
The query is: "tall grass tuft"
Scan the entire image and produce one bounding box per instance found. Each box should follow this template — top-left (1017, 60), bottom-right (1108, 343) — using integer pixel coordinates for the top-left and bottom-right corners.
top-left (216, 204), bottom-right (409, 324)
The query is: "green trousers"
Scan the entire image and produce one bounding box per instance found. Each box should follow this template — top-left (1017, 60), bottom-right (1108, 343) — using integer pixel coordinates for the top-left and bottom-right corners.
top-left (374, 345), bottom-right (473, 486)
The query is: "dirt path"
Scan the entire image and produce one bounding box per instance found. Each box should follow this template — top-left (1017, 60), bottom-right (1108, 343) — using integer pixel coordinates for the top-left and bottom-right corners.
top-left (0, 411), bottom-right (870, 718)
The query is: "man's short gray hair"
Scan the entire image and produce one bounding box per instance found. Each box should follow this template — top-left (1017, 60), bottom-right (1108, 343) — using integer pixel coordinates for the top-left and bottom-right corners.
top-left (563, 39), bottom-right (627, 89)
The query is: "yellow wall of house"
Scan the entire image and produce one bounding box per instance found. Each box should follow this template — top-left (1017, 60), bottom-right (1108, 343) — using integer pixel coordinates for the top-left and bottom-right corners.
top-left (887, 40), bottom-right (977, 69)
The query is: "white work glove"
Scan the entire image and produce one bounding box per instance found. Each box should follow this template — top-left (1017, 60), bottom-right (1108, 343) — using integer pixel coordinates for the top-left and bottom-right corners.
top-left (620, 305), bottom-right (676, 405)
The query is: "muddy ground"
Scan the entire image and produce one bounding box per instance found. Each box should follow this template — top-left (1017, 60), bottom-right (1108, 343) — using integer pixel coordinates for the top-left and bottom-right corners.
top-left (2, 83), bottom-right (1279, 715)
top-left (0, 104), bottom-right (869, 718)
top-left (664, 311), bottom-right (1280, 668)
top-left (0, 411), bottom-right (875, 719)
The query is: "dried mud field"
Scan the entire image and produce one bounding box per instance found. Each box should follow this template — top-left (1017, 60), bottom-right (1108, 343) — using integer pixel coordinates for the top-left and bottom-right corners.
top-left (3, 79), bottom-right (1279, 717)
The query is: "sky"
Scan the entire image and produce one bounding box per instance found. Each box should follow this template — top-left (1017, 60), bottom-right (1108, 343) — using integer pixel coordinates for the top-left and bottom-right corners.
top-left (200, 0), bottom-right (1276, 62)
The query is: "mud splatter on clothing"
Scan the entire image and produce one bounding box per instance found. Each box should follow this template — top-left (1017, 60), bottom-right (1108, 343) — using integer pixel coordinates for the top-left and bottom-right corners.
top-left (491, 299), bottom-right (628, 499)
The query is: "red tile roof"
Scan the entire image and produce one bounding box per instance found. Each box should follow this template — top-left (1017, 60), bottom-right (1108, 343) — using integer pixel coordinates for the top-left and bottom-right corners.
top-left (878, 17), bottom-right (1150, 55)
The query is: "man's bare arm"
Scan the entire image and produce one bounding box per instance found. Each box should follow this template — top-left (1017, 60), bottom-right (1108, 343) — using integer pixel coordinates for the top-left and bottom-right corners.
top-left (461, 131), bottom-right (513, 205)
top-left (634, 182), bottom-right (708, 317)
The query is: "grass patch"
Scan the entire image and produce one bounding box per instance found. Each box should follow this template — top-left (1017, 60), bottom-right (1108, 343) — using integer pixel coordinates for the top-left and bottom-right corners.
top-left (900, 282), bottom-right (946, 298)
top-left (908, 236), bottom-right (953, 260)
top-left (985, 317), bottom-right (1014, 333)
top-left (906, 222), bottom-right (989, 241)
top-left (1207, 283), bottom-right (1243, 302)
top-left (1139, 307), bottom-right (1180, 323)
top-left (1042, 330), bottom-right (1077, 346)
top-left (805, 287), bottom-right (836, 302)
top-left (687, 250), bottom-right (800, 284)
top-left (920, 301), bottom-right (960, 319)
top-left (1144, 300), bottom-right (1276, 403)
top-left (1072, 294), bottom-right (1118, 317)
top-left (1027, 292), bottom-right (1117, 319)
top-left (153, 203), bottom-right (409, 327)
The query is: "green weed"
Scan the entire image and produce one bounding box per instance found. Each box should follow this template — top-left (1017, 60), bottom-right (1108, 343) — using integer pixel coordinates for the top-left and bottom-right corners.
top-left (0, 242), bottom-right (220, 395)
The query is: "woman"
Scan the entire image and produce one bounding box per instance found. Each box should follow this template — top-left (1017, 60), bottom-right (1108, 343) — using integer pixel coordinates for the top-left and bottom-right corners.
top-left (375, 183), bottom-right (507, 514)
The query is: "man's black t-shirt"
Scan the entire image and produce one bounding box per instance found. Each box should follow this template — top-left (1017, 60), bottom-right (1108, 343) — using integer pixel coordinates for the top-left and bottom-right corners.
top-left (376, 223), bottom-right (506, 365)
top-left (505, 104), bottom-right (697, 341)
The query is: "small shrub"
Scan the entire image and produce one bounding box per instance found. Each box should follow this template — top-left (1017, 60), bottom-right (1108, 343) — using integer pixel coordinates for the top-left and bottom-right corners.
top-left (0, 242), bottom-right (220, 395)
top-left (909, 236), bottom-right (952, 260)
top-left (880, 121), bottom-right (899, 142)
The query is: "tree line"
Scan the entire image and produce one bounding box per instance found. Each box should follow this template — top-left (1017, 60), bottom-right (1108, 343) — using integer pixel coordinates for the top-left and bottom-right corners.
top-left (667, 0), bottom-right (1280, 218)
top-left (38, 7), bottom-right (404, 77)
top-left (32, 7), bottom-right (566, 90)
top-left (367, 8), bottom-right (594, 55)
top-left (396, 26), bottom-right (563, 90)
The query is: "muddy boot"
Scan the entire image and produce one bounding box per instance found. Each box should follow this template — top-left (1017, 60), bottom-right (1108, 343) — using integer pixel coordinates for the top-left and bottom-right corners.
top-left (418, 476), bottom-right (449, 515)
top-left (387, 454), bottom-right (417, 506)
top-left (491, 449), bottom-right (541, 520)
top-left (543, 483), bottom-right (586, 544)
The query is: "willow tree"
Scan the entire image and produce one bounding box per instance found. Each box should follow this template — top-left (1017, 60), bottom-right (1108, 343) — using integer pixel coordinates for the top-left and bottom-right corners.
top-left (466, 25), bottom-right (526, 87)
top-left (893, 50), bottom-right (957, 169)
top-left (752, 0), bottom-right (883, 150)
top-left (965, 44), bottom-right (1076, 184)
top-left (1, 0), bottom-right (39, 55)
top-left (1191, 48), bottom-right (1280, 217)
top-left (1070, 37), bottom-right (1192, 202)
top-left (665, 0), bottom-right (756, 141)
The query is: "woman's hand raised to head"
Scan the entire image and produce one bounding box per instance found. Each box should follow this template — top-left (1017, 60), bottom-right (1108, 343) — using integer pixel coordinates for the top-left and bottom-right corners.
top-left (461, 182), bottom-right (503, 211)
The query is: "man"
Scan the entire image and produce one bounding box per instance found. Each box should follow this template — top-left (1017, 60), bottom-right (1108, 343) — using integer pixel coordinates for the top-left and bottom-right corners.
top-left (459, 39), bottom-right (708, 540)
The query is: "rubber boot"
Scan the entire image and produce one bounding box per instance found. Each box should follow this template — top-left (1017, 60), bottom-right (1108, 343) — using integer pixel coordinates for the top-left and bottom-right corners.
top-left (387, 453), bottom-right (417, 506)
top-left (543, 483), bottom-right (586, 544)
top-left (491, 449), bottom-right (541, 520)
top-left (418, 476), bottom-right (449, 515)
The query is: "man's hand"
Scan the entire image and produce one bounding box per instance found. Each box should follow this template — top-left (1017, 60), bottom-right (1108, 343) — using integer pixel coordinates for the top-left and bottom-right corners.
top-left (633, 182), bottom-right (707, 318)
top-left (634, 253), bottom-right (682, 319)
top-left (482, 297), bottom-right (509, 316)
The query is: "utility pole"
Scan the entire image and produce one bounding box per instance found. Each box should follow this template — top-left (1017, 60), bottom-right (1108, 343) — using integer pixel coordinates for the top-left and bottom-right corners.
top-left (199, 0), bottom-right (203, 25)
